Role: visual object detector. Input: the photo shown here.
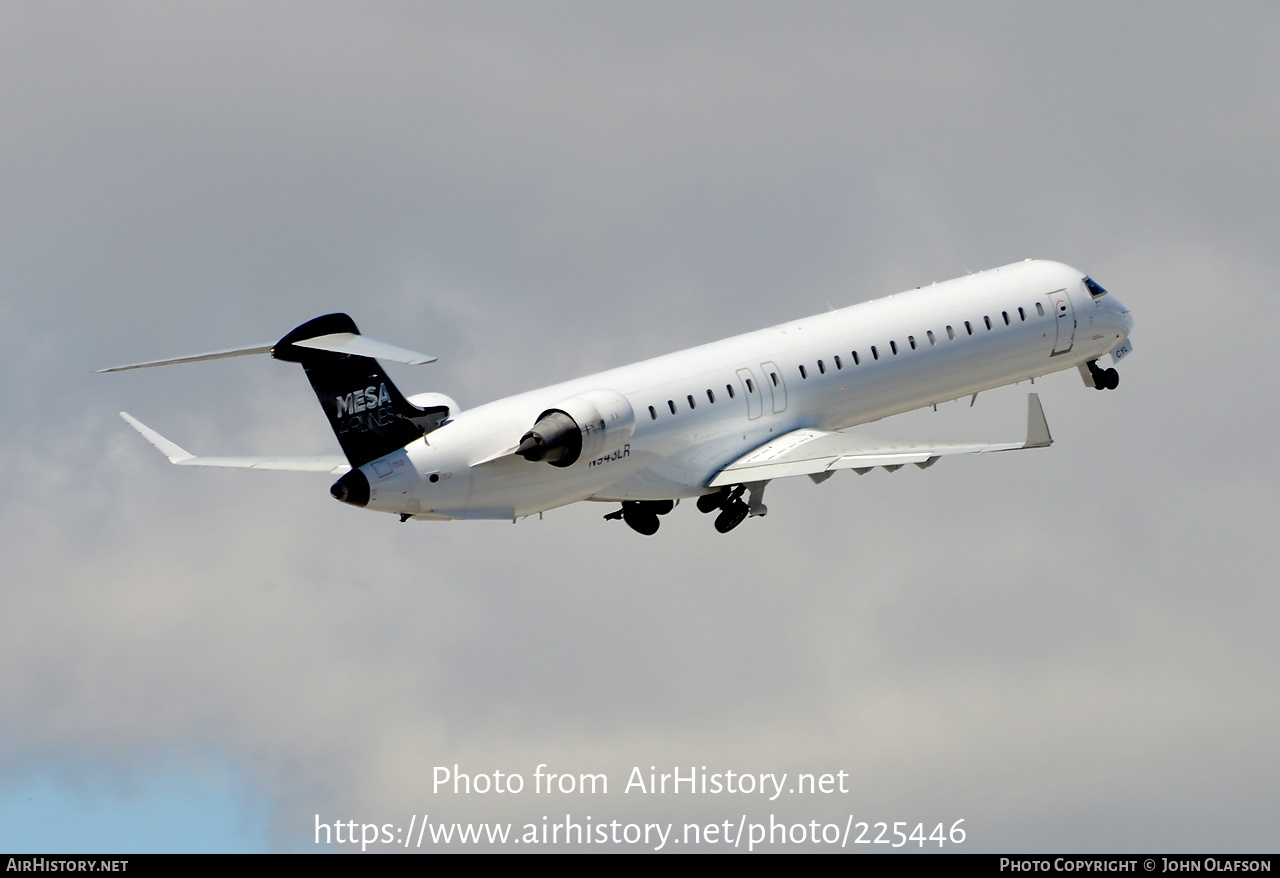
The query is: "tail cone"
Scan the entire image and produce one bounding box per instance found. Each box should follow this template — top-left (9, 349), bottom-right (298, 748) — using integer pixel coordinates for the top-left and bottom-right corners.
top-left (330, 469), bottom-right (370, 507)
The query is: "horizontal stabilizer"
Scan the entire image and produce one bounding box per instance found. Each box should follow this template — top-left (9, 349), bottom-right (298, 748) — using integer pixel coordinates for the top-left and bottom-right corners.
top-left (120, 413), bottom-right (350, 474)
top-left (98, 329), bottom-right (435, 372)
top-left (709, 393), bottom-right (1052, 487)
top-left (97, 344), bottom-right (273, 373)
top-left (290, 332), bottom-right (436, 365)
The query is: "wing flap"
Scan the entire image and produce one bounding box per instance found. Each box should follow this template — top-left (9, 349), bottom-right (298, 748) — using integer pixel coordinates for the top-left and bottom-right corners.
top-left (120, 413), bottom-right (350, 474)
top-left (708, 393), bottom-right (1051, 487)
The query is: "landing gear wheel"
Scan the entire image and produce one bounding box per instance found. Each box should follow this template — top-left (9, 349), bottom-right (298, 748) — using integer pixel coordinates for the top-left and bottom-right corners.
top-left (1086, 360), bottom-right (1108, 390)
top-left (606, 500), bottom-right (672, 534)
top-left (624, 511), bottom-right (660, 536)
top-left (714, 500), bottom-right (749, 534)
top-left (697, 488), bottom-right (728, 514)
top-left (1104, 368), bottom-right (1119, 390)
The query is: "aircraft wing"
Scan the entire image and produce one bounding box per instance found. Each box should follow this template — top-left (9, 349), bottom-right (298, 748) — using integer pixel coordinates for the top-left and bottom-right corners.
top-left (120, 413), bottom-right (350, 474)
top-left (708, 393), bottom-right (1051, 487)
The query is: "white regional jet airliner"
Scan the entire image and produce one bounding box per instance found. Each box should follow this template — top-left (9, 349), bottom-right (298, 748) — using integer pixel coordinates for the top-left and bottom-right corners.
top-left (103, 259), bottom-right (1133, 535)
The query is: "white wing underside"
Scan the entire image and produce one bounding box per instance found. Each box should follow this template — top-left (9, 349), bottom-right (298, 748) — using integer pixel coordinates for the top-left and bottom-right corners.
top-left (120, 413), bottom-right (350, 474)
top-left (708, 393), bottom-right (1052, 487)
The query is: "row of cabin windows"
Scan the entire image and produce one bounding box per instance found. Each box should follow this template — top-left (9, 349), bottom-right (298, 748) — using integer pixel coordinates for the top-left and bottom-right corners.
top-left (648, 382), bottom-right (739, 420)
top-left (647, 301), bottom-right (1051, 417)
top-left (796, 302), bottom-right (1047, 380)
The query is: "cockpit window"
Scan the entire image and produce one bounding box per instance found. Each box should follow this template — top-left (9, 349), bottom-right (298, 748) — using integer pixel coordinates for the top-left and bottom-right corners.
top-left (1083, 276), bottom-right (1108, 298)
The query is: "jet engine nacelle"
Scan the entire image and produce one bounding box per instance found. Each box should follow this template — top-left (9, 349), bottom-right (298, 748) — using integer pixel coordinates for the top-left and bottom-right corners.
top-left (516, 388), bottom-right (635, 468)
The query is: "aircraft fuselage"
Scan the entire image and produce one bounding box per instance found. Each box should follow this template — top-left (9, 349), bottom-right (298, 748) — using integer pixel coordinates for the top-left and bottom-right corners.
top-left (366, 259), bottom-right (1132, 521)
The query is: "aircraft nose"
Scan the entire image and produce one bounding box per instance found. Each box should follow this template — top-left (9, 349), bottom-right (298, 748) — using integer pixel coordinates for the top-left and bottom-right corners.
top-left (1096, 288), bottom-right (1133, 337)
top-left (1112, 296), bottom-right (1134, 334)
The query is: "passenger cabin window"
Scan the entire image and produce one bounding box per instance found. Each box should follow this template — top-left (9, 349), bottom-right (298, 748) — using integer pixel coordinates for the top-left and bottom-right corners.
top-left (871, 345), bottom-right (879, 360)
top-left (834, 355), bottom-right (842, 369)
top-left (946, 325), bottom-right (955, 340)
top-left (1018, 307), bottom-right (1026, 321)
top-left (908, 335), bottom-right (916, 350)
top-left (799, 365), bottom-right (808, 379)
top-left (1035, 303), bottom-right (1045, 317)
top-left (648, 405), bottom-right (657, 420)
top-left (770, 371), bottom-right (779, 386)
top-left (890, 340), bottom-right (898, 355)
top-left (726, 384), bottom-right (736, 399)
top-left (965, 321), bottom-right (973, 336)
top-left (687, 394), bottom-right (696, 410)
top-left (927, 330), bottom-right (936, 345)
top-left (668, 399), bottom-right (676, 415)
top-left (984, 316), bottom-right (992, 330)
top-left (746, 378), bottom-right (755, 393)
top-left (817, 360), bottom-right (826, 375)
top-left (852, 351), bottom-right (860, 365)
top-left (707, 389), bottom-right (716, 403)
top-left (1002, 311), bottom-right (1010, 325)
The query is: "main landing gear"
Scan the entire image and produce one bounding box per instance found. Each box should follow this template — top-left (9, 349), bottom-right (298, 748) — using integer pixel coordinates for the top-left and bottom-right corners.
top-left (1084, 359), bottom-right (1120, 391)
top-left (697, 485), bottom-right (748, 533)
top-left (696, 482), bottom-right (768, 534)
top-left (605, 482), bottom-right (768, 535)
top-left (603, 499), bottom-right (675, 536)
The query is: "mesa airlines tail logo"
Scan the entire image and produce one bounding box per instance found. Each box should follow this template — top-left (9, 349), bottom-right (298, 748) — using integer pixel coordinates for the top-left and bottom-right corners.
top-left (335, 384), bottom-right (392, 417)
top-left (333, 384), bottom-right (397, 435)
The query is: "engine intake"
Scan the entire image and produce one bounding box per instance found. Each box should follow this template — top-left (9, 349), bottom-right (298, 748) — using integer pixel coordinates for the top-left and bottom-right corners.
top-left (516, 389), bottom-right (635, 468)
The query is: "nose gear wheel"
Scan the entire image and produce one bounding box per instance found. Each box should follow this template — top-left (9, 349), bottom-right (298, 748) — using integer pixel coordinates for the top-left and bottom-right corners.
top-left (1086, 359), bottom-right (1120, 391)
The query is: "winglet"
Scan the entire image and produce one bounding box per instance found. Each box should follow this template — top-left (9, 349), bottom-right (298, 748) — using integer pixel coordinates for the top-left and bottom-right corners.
top-left (1024, 393), bottom-right (1052, 448)
top-left (119, 412), bottom-right (195, 463)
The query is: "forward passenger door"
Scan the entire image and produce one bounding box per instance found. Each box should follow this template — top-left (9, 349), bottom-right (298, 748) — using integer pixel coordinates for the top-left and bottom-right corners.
top-left (1047, 290), bottom-right (1075, 354)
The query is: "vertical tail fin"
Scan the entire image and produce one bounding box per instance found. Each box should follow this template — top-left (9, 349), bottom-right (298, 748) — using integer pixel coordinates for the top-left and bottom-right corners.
top-left (272, 314), bottom-right (446, 467)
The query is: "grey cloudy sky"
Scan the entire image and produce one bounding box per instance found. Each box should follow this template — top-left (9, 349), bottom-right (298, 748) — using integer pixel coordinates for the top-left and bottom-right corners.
top-left (2, 1), bottom-right (1277, 852)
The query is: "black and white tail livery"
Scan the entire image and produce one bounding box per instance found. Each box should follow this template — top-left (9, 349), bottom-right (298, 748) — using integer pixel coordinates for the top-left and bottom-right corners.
top-left (101, 310), bottom-right (449, 481)
top-left (271, 313), bottom-right (448, 467)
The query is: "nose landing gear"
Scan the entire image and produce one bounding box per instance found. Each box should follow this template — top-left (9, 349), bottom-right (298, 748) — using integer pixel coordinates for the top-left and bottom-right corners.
top-left (1083, 359), bottom-right (1120, 391)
